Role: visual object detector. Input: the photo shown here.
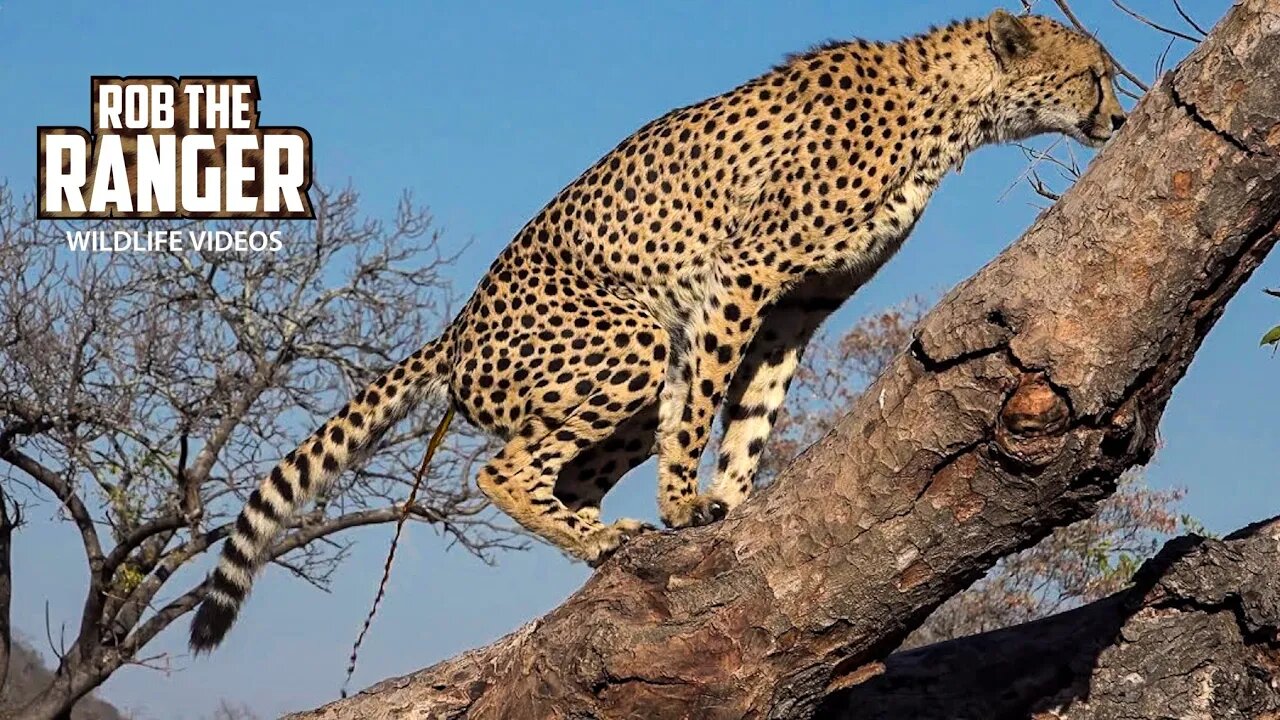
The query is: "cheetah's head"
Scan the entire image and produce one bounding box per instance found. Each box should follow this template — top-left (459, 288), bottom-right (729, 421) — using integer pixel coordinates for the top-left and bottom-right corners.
top-left (985, 10), bottom-right (1126, 149)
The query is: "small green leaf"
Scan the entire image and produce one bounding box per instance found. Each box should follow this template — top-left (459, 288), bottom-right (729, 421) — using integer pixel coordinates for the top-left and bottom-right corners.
top-left (1261, 325), bottom-right (1280, 347)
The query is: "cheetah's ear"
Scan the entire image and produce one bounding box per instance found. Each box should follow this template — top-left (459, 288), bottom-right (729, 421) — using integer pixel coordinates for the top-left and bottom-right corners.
top-left (988, 9), bottom-right (1035, 65)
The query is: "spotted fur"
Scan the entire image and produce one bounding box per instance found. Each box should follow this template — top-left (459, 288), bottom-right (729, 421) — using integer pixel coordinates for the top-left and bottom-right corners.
top-left (190, 10), bottom-right (1124, 651)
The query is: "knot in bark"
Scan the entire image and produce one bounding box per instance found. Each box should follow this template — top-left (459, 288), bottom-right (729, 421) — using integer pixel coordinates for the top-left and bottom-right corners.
top-left (994, 374), bottom-right (1072, 467)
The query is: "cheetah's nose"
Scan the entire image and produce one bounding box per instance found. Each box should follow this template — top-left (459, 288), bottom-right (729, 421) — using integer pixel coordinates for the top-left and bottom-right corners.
top-left (1110, 113), bottom-right (1126, 131)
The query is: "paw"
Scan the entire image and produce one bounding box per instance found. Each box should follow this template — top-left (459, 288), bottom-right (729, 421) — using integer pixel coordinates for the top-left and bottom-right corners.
top-left (661, 495), bottom-right (728, 529)
top-left (584, 518), bottom-right (655, 568)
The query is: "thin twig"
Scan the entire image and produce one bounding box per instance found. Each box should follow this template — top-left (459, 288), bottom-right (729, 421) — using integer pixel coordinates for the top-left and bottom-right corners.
top-left (1028, 176), bottom-right (1062, 202)
top-left (44, 601), bottom-right (66, 665)
top-left (342, 406), bottom-right (455, 698)
top-left (1051, 0), bottom-right (1151, 92)
top-left (1001, 137), bottom-right (1068, 202)
top-left (1170, 0), bottom-right (1208, 37)
top-left (1110, 0), bottom-right (1202, 43)
top-left (1155, 38), bottom-right (1176, 78)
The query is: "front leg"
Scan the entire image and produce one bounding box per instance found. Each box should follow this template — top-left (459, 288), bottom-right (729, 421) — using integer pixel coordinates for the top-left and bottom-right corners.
top-left (711, 271), bottom-right (855, 508)
top-left (657, 261), bottom-right (783, 528)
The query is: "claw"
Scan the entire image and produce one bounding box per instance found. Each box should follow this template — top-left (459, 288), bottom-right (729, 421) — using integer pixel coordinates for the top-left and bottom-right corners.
top-left (699, 500), bottom-right (727, 524)
top-left (584, 519), bottom-right (654, 568)
top-left (663, 496), bottom-right (730, 529)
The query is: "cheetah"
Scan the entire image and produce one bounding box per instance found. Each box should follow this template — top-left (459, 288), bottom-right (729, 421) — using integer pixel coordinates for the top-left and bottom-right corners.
top-left (190, 9), bottom-right (1125, 651)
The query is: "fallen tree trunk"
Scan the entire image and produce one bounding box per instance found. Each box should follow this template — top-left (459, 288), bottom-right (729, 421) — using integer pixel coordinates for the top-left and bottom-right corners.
top-left (292, 2), bottom-right (1280, 718)
top-left (819, 517), bottom-right (1280, 719)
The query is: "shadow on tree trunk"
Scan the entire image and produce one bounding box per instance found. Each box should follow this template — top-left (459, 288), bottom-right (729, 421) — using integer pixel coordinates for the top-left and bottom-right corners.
top-left (821, 516), bottom-right (1280, 718)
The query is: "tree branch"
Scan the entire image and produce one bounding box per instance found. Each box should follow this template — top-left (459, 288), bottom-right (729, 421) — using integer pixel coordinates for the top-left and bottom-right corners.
top-left (100, 513), bottom-right (186, 577)
top-left (1171, 0), bottom-right (1209, 37)
top-left (0, 421), bottom-right (109, 657)
top-left (185, 361), bottom-right (275, 487)
top-left (1110, 0), bottom-right (1203, 43)
top-left (289, 2), bottom-right (1280, 717)
top-left (0, 485), bottom-right (17, 695)
top-left (103, 502), bottom-right (460, 649)
top-left (1051, 0), bottom-right (1151, 93)
top-left (819, 517), bottom-right (1280, 718)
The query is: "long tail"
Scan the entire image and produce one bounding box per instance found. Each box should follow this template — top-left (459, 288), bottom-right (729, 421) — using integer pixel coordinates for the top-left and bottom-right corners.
top-left (189, 336), bottom-right (451, 653)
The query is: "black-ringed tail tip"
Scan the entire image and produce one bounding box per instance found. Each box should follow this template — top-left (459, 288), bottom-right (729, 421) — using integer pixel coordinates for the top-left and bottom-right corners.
top-left (189, 591), bottom-right (239, 652)
top-left (187, 337), bottom-right (450, 652)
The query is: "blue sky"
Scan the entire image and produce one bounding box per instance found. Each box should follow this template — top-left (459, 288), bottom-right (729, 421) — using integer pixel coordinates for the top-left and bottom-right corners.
top-left (1, 1), bottom-right (1268, 717)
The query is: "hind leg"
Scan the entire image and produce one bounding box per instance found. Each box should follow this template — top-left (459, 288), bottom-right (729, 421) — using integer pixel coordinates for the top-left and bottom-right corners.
top-left (554, 404), bottom-right (658, 522)
top-left (459, 281), bottom-right (667, 564)
top-left (478, 396), bottom-right (659, 566)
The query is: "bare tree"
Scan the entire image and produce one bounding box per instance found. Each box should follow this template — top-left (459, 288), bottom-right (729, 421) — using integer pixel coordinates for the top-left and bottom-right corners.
top-left (0, 184), bottom-right (521, 719)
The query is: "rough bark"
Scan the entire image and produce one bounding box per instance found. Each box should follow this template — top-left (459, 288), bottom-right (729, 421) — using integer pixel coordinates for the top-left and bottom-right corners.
top-left (819, 517), bottom-right (1280, 719)
top-left (291, 2), bottom-right (1280, 718)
